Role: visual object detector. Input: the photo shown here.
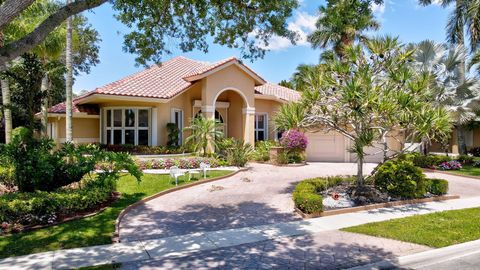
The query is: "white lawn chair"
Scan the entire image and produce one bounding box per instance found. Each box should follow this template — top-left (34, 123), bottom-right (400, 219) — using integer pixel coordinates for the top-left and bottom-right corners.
top-left (200, 162), bottom-right (211, 179)
top-left (169, 166), bottom-right (185, 186)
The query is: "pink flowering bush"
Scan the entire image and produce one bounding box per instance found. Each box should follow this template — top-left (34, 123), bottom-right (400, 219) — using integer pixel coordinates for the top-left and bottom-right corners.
top-left (279, 129), bottom-right (308, 163)
top-left (280, 129), bottom-right (308, 151)
top-left (136, 157), bottom-right (221, 170)
top-left (438, 161), bottom-right (462, 170)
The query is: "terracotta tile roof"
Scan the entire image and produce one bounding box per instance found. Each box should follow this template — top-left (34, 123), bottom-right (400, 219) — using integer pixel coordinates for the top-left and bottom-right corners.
top-left (255, 83), bottom-right (301, 102)
top-left (93, 56), bottom-right (206, 99)
top-left (48, 56), bottom-right (300, 114)
top-left (48, 101), bottom-right (99, 115)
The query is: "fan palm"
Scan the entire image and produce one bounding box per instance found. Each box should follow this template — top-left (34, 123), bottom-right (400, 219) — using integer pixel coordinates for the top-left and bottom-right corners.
top-left (413, 40), bottom-right (480, 153)
top-left (307, 0), bottom-right (381, 58)
top-left (184, 115), bottom-right (224, 156)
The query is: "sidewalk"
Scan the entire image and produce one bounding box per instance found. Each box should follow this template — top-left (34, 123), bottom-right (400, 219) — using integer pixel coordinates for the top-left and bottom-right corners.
top-left (1, 196), bottom-right (480, 270)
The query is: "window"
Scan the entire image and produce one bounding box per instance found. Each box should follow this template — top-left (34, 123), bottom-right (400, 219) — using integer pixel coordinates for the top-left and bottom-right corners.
top-left (255, 113), bottom-right (268, 141)
top-left (171, 109), bottom-right (184, 146)
top-left (104, 108), bottom-right (150, 145)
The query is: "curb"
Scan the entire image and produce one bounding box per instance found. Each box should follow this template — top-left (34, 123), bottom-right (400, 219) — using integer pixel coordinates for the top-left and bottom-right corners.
top-left (112, 167), bottom-right (249, 243)
top-left (295, 194), bottom-right (460, 219)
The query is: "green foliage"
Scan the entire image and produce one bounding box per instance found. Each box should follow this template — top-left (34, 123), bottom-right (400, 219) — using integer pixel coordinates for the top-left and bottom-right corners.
top-left (426, 178), bottom-right (449, 195)
top-left (1, 127), bottom-right (141, 192)
top-left (184, 115), bottom-right (224, 156)
top-left (293, 176), bottom-right (355, 214)
top-left (253, 141), bottom-right (275, 162)
top-left (225, 139), bottom-right (253, 167)
top-left (273, 102), bottom-right (306, 131)
top-left (307, 0), bottom-right (382, 57)
top-left (0, 177), bottom-right (115, 226)
top-left (469, 147), bottom-right (480, 157)
top-left (409, 153), bottom-right (452, 168)
top-left (457, 154), bottom-right (475, 165)
top-left (166, 123), bottom-right (180, 148)
top-left (0, 164), bottom-right (14, 188)
top-left (374, 160), bottom-right (427, 199)
top-left (99, 144), bottom-right (186, 154)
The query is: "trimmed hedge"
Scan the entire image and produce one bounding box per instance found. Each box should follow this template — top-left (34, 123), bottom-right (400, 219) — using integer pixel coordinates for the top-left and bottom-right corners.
top-left (293, 176), bottom-right (355, 214)
top-left (426, 178), bottom-right (449, 195)
top-left (410, 154), bottom-right (452, 168)
top-left (135, 157), bottom-right (228, 170)
top-left (374, 160), bottom-right (427, 199)
top-left (0, 178), bottom-right (115, 226)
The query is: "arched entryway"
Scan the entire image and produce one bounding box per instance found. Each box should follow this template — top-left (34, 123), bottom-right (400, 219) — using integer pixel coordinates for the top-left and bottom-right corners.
top-left (206, 88), bottom-right (254, 144)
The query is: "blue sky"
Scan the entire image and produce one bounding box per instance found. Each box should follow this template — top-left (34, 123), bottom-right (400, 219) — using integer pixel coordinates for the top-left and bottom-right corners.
top-left (74, 0), bottom-right (450, 93)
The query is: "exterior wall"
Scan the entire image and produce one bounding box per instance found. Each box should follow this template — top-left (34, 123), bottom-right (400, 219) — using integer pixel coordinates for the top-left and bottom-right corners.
top-left (48, 117), bottom-right (99, 144)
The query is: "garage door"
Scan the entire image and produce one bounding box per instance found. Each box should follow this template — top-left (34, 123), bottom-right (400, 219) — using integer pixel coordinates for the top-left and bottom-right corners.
top-left (305, 132), bottom-right (347, 162)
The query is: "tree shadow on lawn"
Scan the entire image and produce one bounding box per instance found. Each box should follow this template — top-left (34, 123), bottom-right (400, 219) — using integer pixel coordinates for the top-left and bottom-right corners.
top-left (122, 233), bottom-right (399, 269)
top-left (120, 201), bottom-right (303, 241)
top-left (0, 193), bottom-right (145, 259)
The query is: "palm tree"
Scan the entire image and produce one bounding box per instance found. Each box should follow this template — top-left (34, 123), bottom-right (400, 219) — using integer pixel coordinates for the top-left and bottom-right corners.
top-left (413, 40), bottom-right (480, 154)
top-left (419, 0), bottom-right (480, 154)
top-left (184, 115), bottom-right (224, 156)
top-left (273, 102), bottom-right (306, 131)
top-left (1, 71), bottom-right (11, 143)
top-left (307, 0), bottom-right (381, 57)
top-left (65, 0), bottom-right (73, 142)
top-left (291, 64), bottom-right (318, 91)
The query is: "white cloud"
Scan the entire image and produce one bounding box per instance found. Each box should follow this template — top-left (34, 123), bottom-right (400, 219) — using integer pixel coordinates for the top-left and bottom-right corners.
top-left (255, 11), bottom-right (318, 51)
top-left (371, 2), bottom-right (386, 15)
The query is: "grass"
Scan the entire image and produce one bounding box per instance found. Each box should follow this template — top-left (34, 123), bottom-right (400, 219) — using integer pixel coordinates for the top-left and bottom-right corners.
top-left (0, 170), bottom-right (232, 259)
top-left (343, 207), bottom-right (480, 248)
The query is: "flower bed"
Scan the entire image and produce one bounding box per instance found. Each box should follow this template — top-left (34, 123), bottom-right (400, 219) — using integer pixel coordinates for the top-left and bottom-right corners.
top-left (99, 144), bottom-right (186, 155)
top-left (136, 157), bottom-right (228, 170)
top-left (438, 160), bottom-right (462, 170)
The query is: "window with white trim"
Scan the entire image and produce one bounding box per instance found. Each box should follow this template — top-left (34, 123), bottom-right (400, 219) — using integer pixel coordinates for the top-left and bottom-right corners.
top-left (255, 113), bottom-right (268, 141)
top-left (104, 108), bottom-right (150, 145)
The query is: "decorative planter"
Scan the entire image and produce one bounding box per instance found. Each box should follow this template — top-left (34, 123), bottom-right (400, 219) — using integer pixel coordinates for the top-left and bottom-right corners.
top-left (269, 146), bottom-right (285, 164)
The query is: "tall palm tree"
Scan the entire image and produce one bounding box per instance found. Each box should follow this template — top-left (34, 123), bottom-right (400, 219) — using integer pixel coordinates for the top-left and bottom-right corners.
top-left (414, 40), bottom-right (480, 153)
top-left (65, 0), bottom-right (73, 142)
top-left (419, 0), bottom-right (480, 154)
top-left (273, 102), bottom-right (306, 131)
top-left (184, 115), bottom-right (224, 156)
top-left (307, 0), bottom-right (381, 58)
top-left (1, 70), bottom-right (11, 143)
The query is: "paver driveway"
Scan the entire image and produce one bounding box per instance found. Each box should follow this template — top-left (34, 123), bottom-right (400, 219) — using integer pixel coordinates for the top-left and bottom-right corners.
top-left (119, 163), bottom-right (377, 242)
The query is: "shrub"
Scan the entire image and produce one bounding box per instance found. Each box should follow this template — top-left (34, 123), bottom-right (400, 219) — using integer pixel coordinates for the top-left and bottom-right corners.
top-left (225, 139), bottom-right (253, 167)
top-left (2, 127), bottom-right (141, 192)
top-left (469, 147), bottom-right (480, 157)
top-left (0, 177), bottom-right (115, 226)
top-left (292, 176), bottom-right (355, 214)
top-left (0, 164), bottom-right (15, 188)
top-left (411, 154), bottom-right (451, 168)
top-left (438, 160), bottom-right (462, 170)
top-left (457, 154), bottom-right (474, 165)
top-left (426, 178), bottom-right (449, 195)
top-left (253, 141), bottom-right (275, 162)
top-left (374, 160), bottom-right (427, 199)
top-left (99, 144), bottom-right (185, 154)
top-left (280, 129), bottom-right (308, 151)
top-left (136, 157), bottom-right (221, 169)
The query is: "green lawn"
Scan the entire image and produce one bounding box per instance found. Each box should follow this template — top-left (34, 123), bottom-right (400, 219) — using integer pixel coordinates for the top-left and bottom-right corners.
top-left (0, 170), bottom-right (232, 259)
top-left (446, 165), bottom-right (480, 177)
top-left (343, 207), bottom-right (480, 248)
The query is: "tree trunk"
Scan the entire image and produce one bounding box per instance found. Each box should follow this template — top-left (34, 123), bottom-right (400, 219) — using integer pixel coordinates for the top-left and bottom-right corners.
top-left (65, 0), bottom-right (73, 143)
top-left (457, 126), bottom-right (468, 155)
top-left (1, 75), bottom-right (12, 143)
top-left (382, 132), bottom-right (388, 162)
top-left (357, 156), bottom-right (364, 187)
top-left (41, 73), bottom-right (49, 137)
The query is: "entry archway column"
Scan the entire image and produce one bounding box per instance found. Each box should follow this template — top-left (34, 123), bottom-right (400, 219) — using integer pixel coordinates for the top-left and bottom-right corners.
top-left (201, 105), bottom-right (216, 153)
top-left (242, 107), bottom-right (255, 146)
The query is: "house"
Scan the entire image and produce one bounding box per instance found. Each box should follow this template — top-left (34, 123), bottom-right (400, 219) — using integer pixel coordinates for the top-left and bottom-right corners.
top-left (46, 56), bottom-right (398, 162)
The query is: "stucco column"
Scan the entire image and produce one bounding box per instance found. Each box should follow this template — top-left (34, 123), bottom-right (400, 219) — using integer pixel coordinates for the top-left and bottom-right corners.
top-left (242, 107), bottom-right (255, 146)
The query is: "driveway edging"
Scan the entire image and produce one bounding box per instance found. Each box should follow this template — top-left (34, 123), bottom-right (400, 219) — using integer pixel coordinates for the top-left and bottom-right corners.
top-left (113, 168), bottom-right (249, 243)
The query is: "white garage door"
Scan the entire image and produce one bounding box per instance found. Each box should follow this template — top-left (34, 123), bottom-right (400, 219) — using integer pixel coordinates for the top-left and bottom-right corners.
top-left (305, 132), bottom-right (347, 162)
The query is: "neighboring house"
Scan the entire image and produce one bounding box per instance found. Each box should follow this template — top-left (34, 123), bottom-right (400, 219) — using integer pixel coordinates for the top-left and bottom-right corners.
top-left (46, 56), bottom-right (399, 162)
top-left (429, 127), bottom-right (480, 155)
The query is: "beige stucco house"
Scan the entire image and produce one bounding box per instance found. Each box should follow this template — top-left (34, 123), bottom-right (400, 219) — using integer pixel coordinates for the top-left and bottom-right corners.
top-left (47, 56), bottom-right (300, 149)
top-left (47, 56), bottom-right (401, 162)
